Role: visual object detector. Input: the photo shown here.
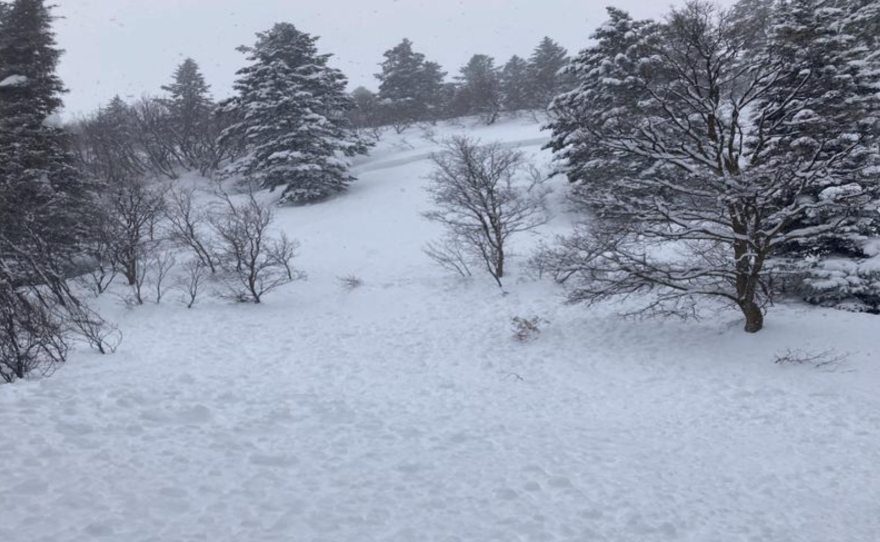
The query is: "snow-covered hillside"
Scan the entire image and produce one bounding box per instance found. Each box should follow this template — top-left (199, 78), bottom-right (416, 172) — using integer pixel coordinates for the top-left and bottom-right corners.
top-left (2, 117), bottom-right (880, 542)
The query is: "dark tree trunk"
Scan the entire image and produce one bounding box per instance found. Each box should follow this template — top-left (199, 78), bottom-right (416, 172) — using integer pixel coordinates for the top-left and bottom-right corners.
top-left (739, 300), bottom-right (764, 333)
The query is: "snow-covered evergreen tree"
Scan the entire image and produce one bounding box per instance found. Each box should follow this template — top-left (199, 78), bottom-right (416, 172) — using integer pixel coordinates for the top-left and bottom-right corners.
top-left (0, 0), bottom-right (90, 254)
top-left (218, 23), bottom-right (367, 204)
top-left (756, 0), bottom-right (880, 311)
top-left (547, 7), bottom-right (654, 204)
top-left (526, 37), bottom-right (572, 110)
top-left (543, 0), bottom-right (879, 332)
top-left (0, 0), bottom-right (110, 382)
top-left (348, 86), bottom-right (381, 133)
top-left (375, 39), bottom-right (446, 129)
top-left (162, 58), bottom-right (216, 171)
top-left (453, 55), bottom-right (502, 124)
top-left (500, 55), bottom-right (531, 112)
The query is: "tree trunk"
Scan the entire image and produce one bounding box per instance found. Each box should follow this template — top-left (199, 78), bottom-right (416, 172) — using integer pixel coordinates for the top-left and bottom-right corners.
top-left (739, 301), bottom-right (764, 333)
top-left (125, 259), bottom-right (137, 286)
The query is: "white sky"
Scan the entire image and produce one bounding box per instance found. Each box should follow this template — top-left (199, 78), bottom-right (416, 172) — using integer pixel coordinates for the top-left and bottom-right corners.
top-left (52, 0), bottom-right (735, 117)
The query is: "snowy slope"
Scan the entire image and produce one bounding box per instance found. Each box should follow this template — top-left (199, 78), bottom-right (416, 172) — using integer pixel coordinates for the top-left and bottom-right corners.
top-left (2, 116), bottom-right (880, 542)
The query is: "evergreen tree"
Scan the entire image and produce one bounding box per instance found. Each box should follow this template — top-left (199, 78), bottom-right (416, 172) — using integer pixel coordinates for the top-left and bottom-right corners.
top-left (421, 60), bottom-right (448, 120)
top-left (77, 95), bottom-right (145, 181)
top-left (500, 55), bottom-right (531, 112)
top-left (0, 0), bottom-right (90, 254)
top-left (349, 86), bottom-right (380, 131)
top-left (728, 0), bottom-right (775, 51)
top-left (526, 37), bottom-right (571, 110)
top-left (845, 0), bottom-right (880, 98)
top-left (161, 58), bottom-right (215, 170)
top-left (375, 39), bottom-right (446, 129)
top-left (218, 23), bottom-right (367, 204)
top-left (0, 0), bottom-right (109, 381)
top-left (547, 8), bottom-right (654, 200)
top-left (454, 54), bottom-right (502, 124)
top-left (755, 0), bottom-right (880, 310)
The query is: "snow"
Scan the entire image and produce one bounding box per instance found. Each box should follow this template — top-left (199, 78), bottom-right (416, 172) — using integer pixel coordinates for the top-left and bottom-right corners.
top-left (42, 113), bottom-right (65, 129)
top-left (3, 116), bottom-right (880, 542)
top-left (0, 74), bottom-right (28, 87)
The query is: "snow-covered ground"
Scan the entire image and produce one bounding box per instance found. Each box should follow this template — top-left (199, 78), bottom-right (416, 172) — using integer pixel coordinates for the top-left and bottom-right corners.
top-left (2, 116), bottom-right (880, 542)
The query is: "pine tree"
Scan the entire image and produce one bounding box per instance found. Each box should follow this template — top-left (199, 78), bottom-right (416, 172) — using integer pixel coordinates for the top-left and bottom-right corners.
top-left (526, 37), bottom-right (571, 110)
top-left (0, 0), bottom-right (90, 254)
top-left (0, 0), bottom-right (109, 381)
top-left (547, 8), bottom-right (654, 200)
top-left (161, 58), bottom-right (215, 171)
top-left (500, 55), bottom-right (531, 112)
top-left (755, 0), bottom-right (880, 310)
top-left (349, 86), bottom-right (380, 132)
top-left (454, 54), bottom-right (502, 124)
top-left (375, 39), bottom-right (446, 129)
top-left (218, 23), bottom-right (367, 204)
top-left (421, 60), bottom-right (448, 121)
top-left (77, 96), bottom-right (145, 181)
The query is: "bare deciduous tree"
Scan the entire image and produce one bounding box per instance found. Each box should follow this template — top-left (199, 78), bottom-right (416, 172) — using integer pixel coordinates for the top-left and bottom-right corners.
top-left (165, 187), bottom-right (218, 274)
top-left (152, 250), bottom-right (177, 304)
top-left (176, 258), bottom-right (209, 309)
top-left (0, 281), bottom-right (68, 383)
top-left (211, 190), bottom-right (304, 303)
top-left (102, 174), bottom-right (167, 287)
top-left (0, 224), bottom-right (116, 381)
top-left (130, 97), bottom-right (181, 180)
top-left (423, 137), bottom-right (547, 286)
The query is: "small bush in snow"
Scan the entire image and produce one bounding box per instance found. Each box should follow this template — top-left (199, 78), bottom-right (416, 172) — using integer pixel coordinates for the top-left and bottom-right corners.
top-left (211, 190), bottom-right (304, 304)
top-left (774, 349), bottom-right (848, 370)
top-left (336, 274), bottom-right (364, 291)
top-left (511, 316), bottom-right (546, 342)
top-left (176, 259), bottom-right (210, 309)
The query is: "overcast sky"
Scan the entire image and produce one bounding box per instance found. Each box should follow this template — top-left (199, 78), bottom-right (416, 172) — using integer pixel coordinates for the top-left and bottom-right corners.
top-left (52, 0), bottom-right (735, 117)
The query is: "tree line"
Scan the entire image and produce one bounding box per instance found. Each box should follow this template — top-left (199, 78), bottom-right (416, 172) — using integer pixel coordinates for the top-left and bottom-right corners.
top-left (352, 36), bottom-right (574, 132)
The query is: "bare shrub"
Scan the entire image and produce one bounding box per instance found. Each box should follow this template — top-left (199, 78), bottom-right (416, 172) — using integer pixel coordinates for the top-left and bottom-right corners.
top-left (176, 258), bottom-right (210, 309)
top-left (152, 250), bottom-right (177, 304)
top-left (0, 226), bottom-right (117, 381)
top-left (337, 274), bottom-right (364, 291)
top-left (211, 190), bottom-right (304, 304)
top-left (0, 283), bottom-right (69, 383)
top-left (423, 137), bottom-right (547, 287)
top-left (131, 256), bottom-right (150, 305)
top-left (68, 306), bottom-right (122, 355)
top-left (419, 123), bottom-right (439, 144)
top-left (102, 174), bottom-right (167, 287)
top-left (78, 235), bottom-right (118, 296)
top-left (774, 349), bottom-right (849, 370)
top-left (424, 235), bottom-right (473, 278)
top-left (165, 187), bottom-right (218, 274)
top-left (511, 316), bottom-right (546, 342)
top-left (130, 97), bottom-right (181, 179)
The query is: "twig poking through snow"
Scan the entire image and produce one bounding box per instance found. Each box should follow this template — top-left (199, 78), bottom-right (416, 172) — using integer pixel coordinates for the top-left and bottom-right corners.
top-left (774, 349), bottom-right (849, 370)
